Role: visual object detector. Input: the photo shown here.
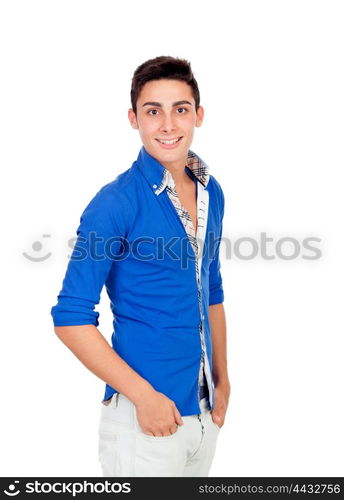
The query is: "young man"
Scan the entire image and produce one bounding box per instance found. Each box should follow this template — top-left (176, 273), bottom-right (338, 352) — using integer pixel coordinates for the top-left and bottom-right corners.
top-left (51, 56), bottom-right (230, 477)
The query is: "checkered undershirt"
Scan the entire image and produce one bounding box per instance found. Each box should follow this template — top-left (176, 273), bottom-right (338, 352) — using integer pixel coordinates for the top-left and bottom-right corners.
top-left (154, 151), bottom-right (210, 401)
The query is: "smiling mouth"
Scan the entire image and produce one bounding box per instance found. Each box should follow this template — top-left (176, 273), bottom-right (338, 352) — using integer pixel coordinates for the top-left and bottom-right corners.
top-left (155, 137), bottom-right (183, 145)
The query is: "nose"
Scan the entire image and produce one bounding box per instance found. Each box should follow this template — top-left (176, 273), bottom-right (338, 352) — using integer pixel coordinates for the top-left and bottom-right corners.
top-left (160, 112), bottom-right (177, 134)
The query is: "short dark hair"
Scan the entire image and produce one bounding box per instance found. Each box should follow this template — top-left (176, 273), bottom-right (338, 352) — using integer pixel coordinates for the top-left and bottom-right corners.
top-left (130, 55), bottom-right (200, 115)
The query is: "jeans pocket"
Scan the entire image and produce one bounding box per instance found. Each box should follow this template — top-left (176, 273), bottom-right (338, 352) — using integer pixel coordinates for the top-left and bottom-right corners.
top-left (100, 393), bottom-right (135, 428)
top-left (140, 425), bottom-right (180, 440)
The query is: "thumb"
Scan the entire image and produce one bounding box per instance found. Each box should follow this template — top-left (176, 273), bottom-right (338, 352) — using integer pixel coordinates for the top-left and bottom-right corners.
top-left (174, 407), bottom-right (184, 426)
top-left (212, 411), bottom-right (221, 424)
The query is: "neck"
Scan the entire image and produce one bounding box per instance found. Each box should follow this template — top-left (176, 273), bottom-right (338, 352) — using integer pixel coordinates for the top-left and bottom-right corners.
top-left (161, 158), bottom-right (192, 188)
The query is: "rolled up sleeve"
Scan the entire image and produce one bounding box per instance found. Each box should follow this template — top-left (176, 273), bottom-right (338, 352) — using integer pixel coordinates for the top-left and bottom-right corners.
top-left (208, 186), bottom-right (225, 306)
top-left (50, 186), bottom-right (128, 326)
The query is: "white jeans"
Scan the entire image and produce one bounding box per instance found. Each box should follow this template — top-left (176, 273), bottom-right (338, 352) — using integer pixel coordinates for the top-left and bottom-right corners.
top-left (98, 392), bottom-right (221, 477)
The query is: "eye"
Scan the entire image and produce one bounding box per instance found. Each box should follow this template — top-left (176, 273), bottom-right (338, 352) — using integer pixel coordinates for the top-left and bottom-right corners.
top-left (147, 109), bottom-right (159, 115)
top-left (177, 107), bottom-right (188, 114)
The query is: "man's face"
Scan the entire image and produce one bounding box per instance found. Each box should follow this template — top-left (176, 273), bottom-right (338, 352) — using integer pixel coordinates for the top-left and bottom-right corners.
top-left (128, 79), bottom-right (204, 169)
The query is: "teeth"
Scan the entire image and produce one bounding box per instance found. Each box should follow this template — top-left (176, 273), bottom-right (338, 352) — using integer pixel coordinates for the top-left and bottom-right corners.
top-left (158, 137), bottom-right (180, 144)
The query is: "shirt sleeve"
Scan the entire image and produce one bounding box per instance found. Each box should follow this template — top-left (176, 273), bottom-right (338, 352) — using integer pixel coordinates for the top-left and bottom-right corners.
top-left (208, 185), bottom-right (225, 306)
top-left (50, 186), bottom-right (128, 327)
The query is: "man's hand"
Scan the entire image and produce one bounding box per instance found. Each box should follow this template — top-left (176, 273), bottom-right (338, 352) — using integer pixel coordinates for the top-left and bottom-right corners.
top-left (211, 382), bottom-right (231, 428)
top-left (135, 390), bottom-right (184, 436)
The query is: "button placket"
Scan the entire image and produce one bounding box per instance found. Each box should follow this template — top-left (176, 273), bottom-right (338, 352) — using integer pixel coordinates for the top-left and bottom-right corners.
top-left (157, 160), bottom-right (212, 410)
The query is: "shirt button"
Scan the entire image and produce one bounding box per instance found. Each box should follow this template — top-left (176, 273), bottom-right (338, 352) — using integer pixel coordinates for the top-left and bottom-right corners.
top-left (202, 314), bottom-right (205, 320)
top-left (153, 184), bottom-right (157, 189)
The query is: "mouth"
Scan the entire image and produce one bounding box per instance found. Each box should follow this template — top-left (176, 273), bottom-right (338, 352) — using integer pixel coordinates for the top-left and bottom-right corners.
top-left (155, 136), bottom-right (183, 148)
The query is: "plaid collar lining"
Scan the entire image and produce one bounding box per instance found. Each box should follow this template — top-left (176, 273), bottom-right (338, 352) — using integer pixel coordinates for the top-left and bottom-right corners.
top-left (154, 150), bottom-right (209, 196)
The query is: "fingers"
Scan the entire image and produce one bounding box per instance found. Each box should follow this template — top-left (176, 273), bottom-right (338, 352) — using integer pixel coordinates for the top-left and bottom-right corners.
top-left (169, 423), bottom-right (179, 435)
top-left (174, 407), bottom-right (184, 426)
top-left (138, 398), bottom-right (183, 436)
top-left (211, 410), bottom-right (224, 427)
top-left (144, 422), bottom-right (179, 437)
top-left (159, 423), bottom-right (178, 436)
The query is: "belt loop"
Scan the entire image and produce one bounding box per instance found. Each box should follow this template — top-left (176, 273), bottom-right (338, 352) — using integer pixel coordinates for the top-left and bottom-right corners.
top-left (113, 392), bottom-right (119, 408)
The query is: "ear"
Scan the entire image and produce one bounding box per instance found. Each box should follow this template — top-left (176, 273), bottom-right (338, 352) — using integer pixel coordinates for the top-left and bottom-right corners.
top-left (195, 105), bottom-right (204, 127)
top-left (128, 108), bottom-right (139, 130)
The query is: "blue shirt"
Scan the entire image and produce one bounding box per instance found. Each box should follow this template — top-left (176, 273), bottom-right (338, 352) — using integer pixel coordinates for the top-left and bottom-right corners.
top-left (51, 146), bottom-right (225, 416)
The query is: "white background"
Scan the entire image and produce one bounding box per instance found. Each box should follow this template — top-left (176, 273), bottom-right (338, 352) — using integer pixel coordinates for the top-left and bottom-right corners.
top-left (0, 0), bottom-right (343, 477)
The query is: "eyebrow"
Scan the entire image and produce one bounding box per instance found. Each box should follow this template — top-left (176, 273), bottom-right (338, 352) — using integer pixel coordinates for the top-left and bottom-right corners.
top-left (142, 100), bottom-right (193, 108)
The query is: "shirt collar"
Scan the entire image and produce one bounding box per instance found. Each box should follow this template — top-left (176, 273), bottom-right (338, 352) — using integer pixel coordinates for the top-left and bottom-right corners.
top-left (136, 145), bottom-right (210, 196)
